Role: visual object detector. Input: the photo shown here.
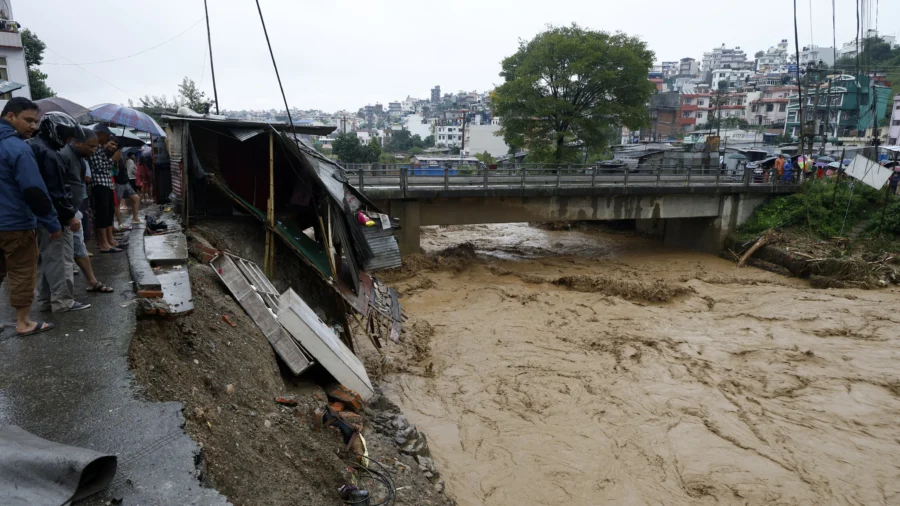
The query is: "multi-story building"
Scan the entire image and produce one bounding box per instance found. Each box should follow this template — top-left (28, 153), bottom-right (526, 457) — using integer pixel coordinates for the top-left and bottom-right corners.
top-left (0, 1), bottom-right (30, 108)
top-left (838, 30), bottom-right (898, 59)
top-left (434, 124), bottom-right (463, 148)
top-left (799, 45), bottom-right (835, 67)
top-left (701, 45), bottom-right (751, 79)
top-left (430, 86), bottom-right (441, 104)
top-left (660, 61), bottom-right (679, 78)
top-left (679, 93), bottom-right (713, 131)
top-left (711, 68), bottom-right (753, 88)
top-left (748, 86), bottom-right (793, 127)
top-left (784, 74), bottom-right (893, 139)
top-left (388, 102), bottom-right (401, 116)
top-left (646, 91), bottom-right (681, 140)
top-left (403, 113), bottom-right (432, 140)
top-left (757, 39), bottom-right (790, 72)
top-left (888, 94), bottom-right (900, 146)
top-left (678, 57), bottom-right (699, 76)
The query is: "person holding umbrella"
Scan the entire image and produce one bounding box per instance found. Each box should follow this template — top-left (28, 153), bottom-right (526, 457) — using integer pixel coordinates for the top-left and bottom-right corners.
top-left (88, 124), bottom-right (124, 253)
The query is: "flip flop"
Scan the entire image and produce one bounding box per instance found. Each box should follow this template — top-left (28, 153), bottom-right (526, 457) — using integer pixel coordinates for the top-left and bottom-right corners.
top-left (88, 281), bottom-right (114, 293)
top-left (101, 247), bottom-right (124, 254)
top-left (17, 321), bottom-right (55, 337)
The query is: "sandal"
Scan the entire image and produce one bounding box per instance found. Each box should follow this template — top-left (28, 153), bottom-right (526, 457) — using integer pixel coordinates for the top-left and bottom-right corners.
top-left (101, 247), bottom-right (124, 254)
top-left (17, 321), bottom-right (55, 337)
top-left (88, 281), bottom-right (114, 293)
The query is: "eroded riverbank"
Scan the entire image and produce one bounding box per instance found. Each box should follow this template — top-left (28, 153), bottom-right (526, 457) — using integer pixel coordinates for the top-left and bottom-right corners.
top-left (378, 224), bottom-right (900, 505)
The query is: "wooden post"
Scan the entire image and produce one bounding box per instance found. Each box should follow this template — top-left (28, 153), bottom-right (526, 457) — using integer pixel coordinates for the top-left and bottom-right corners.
top-left (264, 131), bottom-right (275, 278)
top-left (326, 205), bottom-right (337, 278)
top-left (591, 166), bottom-right (597, 188)
top-left (831, 148), bottom-right (845, 205)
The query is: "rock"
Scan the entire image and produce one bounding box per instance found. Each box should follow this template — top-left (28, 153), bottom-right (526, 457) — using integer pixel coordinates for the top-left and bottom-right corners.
top-left (434, 481), bottom-right (444, 493)
top-left (424, 471), bottom-right (434, 479)
top-left (264, 419), bottom-right (272, 428)
top-left (225, 384), bottom-right (235, 395)
top-left (393, 415), bottom-right (409, 429)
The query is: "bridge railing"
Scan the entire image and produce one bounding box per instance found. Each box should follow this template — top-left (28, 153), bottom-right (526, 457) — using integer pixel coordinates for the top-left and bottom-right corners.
top-left (342, 163), bottom-right (791, 194)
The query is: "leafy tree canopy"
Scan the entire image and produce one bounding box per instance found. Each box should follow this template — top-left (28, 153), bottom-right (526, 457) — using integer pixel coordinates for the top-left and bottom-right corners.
top-left (492, 24), bottom-right (655, 164)
top-left (21, 29), bottom-right (54, 99)
top-left (332, 133), bottom-right (382, 163)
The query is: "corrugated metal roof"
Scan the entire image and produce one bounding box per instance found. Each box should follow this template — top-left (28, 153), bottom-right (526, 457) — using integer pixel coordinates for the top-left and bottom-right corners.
top-left (230, 127), bottom-right (265, 142)
top-left (162, 115), bottom-right (336, 136)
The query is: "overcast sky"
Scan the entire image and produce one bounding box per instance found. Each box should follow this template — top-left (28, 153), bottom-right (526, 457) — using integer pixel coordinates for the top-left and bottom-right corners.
top-left (14, 0), bottom-right (899, 113)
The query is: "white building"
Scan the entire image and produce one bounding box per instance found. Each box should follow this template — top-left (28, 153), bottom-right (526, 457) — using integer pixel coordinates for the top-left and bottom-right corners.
top-left (888, 94), bottom-right (900, 146)
top-left (434, 125), bottom-right (463, 148)
top-left (403, 113), bottom-right (432, 139)
top-left (757, 39), bottom-right (789, 71)
top-left (711, 68), bottom-right (752, 87)
top-left (678, 57), bottom-right (699, 76)
top-left (799, 45), bottom-right (835, 67)
top-left (463, 124), bottom-right (509, 158)
top-left (702, 45), bottom-right (752, 78)
top-left (0, 0), bottom-right (31, 109)
top-left (838, 30), bottom-right (898, 59)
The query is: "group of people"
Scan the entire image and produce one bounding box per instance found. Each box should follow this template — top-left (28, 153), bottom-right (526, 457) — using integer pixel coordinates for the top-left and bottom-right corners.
top-left (0, 97), bottom-right (149, 337)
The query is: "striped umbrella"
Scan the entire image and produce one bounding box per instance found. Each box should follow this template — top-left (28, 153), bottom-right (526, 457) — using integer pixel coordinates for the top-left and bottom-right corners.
top-left (88, 103), bottom-right (166, 137)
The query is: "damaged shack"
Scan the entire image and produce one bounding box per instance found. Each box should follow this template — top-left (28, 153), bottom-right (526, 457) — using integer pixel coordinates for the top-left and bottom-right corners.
top-left (163, 115), bottom-right (402, 384)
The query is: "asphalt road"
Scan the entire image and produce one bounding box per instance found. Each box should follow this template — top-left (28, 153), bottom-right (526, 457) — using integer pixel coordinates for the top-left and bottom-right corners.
top-left (0, 235), bottom-right (226, 505)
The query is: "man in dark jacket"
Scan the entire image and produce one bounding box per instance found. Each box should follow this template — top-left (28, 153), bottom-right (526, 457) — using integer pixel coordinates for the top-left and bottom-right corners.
top-left (0, 97), bottom-right (59, 335)
top-left (27, 111), bottom-right (90, 313)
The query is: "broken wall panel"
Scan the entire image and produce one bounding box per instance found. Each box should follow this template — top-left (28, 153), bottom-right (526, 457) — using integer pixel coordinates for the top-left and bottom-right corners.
top-left (212, 254), bottom-right (313, 375)
top-left (278, 288), bottom-right (375, 401)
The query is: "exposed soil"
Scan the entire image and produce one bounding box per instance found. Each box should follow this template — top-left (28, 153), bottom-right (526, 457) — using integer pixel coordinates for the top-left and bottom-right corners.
top-left (130, 261), bottom-right (453, 506)
top-left (730, 229), bottom-right (900, 289)
top-left (374, 223), bottom-right (900, 506)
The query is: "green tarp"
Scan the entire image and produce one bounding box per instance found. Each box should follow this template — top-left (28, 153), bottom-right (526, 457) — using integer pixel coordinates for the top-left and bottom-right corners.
top-left (211, 177), bottom-right (332, 278)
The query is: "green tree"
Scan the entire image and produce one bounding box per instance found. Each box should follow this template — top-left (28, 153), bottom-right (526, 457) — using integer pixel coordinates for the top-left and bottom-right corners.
top-left (21, 29), bottom-right (54, 99)
top-left (332, 133), bottom-right (381, 163)
top-left (135, 94), bottom-right (178, 122)
top-left (754, 50), bottom-right (765, 59)
top-left (178, 77), bottom-right (213, 114)
top-left (474, 151), bottom-right (495, 165)
top-left (492, 24), bottom-right (654, 164)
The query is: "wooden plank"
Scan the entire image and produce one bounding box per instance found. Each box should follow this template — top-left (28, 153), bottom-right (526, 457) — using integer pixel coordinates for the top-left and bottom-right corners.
top-left (212, 255), bottom-right (312, 375)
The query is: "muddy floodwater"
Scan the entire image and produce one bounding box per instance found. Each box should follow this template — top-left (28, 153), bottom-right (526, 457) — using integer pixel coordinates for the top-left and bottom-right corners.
top-left (381, 223), bottom-right (900, 506)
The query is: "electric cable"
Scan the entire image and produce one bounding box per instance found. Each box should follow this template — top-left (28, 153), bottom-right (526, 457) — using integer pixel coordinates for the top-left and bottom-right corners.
top-left (254, 0), bottom-right (296, 138)
top-left (44, 19), bottom-right (203, 66)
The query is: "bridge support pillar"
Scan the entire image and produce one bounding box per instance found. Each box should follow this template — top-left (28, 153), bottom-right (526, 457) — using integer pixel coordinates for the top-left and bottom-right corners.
top-left (390, 200), bottom-right (421, 256)
top-left (662, 194), bottom-right (767, 253)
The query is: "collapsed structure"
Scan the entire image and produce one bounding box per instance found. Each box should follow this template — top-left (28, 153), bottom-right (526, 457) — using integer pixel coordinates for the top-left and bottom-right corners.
top-left (162, 114), bottom-right (402, 389)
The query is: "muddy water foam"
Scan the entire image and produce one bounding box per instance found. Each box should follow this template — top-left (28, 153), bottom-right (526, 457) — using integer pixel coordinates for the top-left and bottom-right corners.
top-left (383, 224), bottom-right (900, 506)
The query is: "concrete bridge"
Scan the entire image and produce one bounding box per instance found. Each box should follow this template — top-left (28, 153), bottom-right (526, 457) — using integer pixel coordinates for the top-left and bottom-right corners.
top-left (343, 164), bottom-right (798, 255)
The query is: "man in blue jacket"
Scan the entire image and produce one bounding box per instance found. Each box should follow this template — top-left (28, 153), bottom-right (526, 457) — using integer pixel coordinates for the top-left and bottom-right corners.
top-left (27, 111), bottom-right (89, 313)
top-left (0, 98), bottom-right (60, 336)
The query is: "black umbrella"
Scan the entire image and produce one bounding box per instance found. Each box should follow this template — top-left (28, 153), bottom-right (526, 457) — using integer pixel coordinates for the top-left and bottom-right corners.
top-left (35, 97), bottom-right (89, 120)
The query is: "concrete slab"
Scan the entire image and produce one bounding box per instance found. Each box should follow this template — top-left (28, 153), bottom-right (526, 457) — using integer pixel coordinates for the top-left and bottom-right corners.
top-left (145, 234), bottom-right (188, 266)
top-left (126, 224), bottom-right (161, 294)
top-left (0, 247), bottom-right (227, 505)
top-left (157, 268), bottom-right (194, 315)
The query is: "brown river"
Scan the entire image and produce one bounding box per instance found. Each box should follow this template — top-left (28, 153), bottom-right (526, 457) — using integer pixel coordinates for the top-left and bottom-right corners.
top-left (379, 223), bottom-right (900, 506)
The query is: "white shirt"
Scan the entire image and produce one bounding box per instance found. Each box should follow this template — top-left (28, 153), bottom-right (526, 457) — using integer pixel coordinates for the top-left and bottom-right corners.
top-left (126, 159), bottom-right (137, 180)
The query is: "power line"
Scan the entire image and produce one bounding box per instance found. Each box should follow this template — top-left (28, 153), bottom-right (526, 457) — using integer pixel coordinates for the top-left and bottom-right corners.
top-left (44, 46), bottom-right (139, 101)
top-left (43, 19), bottom-right (203, 66)
top-left (254, 0), bottom-right (295, 137)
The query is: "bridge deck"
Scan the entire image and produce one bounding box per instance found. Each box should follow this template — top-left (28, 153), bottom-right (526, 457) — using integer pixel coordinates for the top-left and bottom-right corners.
top-left (344, 165), bottom-right (800, 199)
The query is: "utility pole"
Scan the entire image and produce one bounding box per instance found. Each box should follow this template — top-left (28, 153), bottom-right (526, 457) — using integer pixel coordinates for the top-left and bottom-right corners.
top-left (811, 62), bottom-right (822, 155)
top-left (203, 0), bottom-right (220, 115)
top-left (821, 76), bottom-right (832, 154)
